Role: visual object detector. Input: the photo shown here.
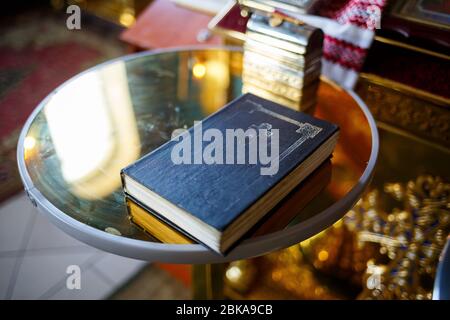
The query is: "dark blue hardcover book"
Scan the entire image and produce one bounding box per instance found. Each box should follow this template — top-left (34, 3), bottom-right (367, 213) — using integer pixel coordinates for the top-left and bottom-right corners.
top-left (121, 93), bottom-right (339, 254)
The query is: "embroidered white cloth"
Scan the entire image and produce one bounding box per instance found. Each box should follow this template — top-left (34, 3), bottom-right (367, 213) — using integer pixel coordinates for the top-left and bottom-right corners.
top-left (279, 0), bottom-right (388, 89)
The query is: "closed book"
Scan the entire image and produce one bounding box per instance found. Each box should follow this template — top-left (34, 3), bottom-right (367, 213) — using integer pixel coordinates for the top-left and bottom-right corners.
top-left (126, 195), bottom-right (195, 244)
top-left (251, 158), bottom-right (331, 236)
top-left (121, 93), bottom-right (339, 254)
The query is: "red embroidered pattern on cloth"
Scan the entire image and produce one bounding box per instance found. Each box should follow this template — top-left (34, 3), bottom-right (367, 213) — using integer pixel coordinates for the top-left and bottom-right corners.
top-left (323, 35), bottom-right (366, 71)
top-left (317, 0), bottom-right (387, 28)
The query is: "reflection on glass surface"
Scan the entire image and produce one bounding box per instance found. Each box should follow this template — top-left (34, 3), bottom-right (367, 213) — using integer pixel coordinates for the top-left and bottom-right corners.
top-left (24, 136), bottom-right (36, 151)
top-left (22, 49), bottom-right (371, 241)
top-left (44, 62), bottom-right (140, 199)
top-left (198, 52), bottom-right (231, 115)
top-left (192, 62), bottom-right (206, 79)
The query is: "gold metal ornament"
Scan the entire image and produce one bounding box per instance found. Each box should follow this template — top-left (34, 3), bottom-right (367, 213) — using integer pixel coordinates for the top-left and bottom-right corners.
top-left (242, 9), bottom-right (323, 111)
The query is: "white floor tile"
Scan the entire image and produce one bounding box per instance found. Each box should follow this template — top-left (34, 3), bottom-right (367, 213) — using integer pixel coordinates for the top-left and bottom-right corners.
top-left (11, 251), bottom-right (95, 299)
top-left (49, 268), bottom-right (113, 300)
top-left (0, 193), bottom-right (147, 300)
top-left (92, 253), bottom-right (147, 286)
top-left (0, 257), bottom-right (17, 299)
top-left (26, 208), bottom-right (90, 250)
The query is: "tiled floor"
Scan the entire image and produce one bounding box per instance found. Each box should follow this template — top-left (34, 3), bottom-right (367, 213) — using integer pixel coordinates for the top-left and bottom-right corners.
top-left (110, 265), bottom-right (191, 300)
top-left (0, 193), bottom-right (147, 299)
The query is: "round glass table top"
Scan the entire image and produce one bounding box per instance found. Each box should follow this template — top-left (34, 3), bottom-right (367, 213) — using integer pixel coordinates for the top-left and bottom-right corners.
top-left (18, 47), bottom-right (378, 263)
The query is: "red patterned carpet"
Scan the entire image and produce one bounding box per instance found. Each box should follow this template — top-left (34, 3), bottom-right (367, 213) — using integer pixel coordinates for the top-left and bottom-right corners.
top-left (0, 9), bottom-right (126, 203)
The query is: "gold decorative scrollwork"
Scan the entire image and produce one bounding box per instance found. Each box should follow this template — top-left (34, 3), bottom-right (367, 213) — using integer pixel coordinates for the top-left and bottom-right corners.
top-left (356, 75), bottom-right (450, 148)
